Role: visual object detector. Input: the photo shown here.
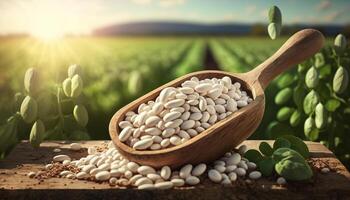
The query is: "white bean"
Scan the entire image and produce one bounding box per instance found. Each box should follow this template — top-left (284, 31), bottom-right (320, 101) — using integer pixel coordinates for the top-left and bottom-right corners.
top-left (185, 176), bottom-right (200, 185)
top-left (133, 138), bottom-right (153, 150)
top-left (208, 169), bottom-right (222, 183)
top-left (192, 163), bottom-right (206, 176)
top-left (154, 181), bottom-right (174, 189)
top-left (179, 164), bottom-right (193, 179)
top-left (95, 171), bottom-right (110, 181)
top-left (161, 166), bottom-right (171, 180)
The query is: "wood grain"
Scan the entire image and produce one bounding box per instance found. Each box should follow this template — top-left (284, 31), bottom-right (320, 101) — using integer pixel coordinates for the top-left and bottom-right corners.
top-left (0, 140), bottom-right (349, 200)
top-left (109, 29), bottom-right (324, 168)
top-left (248, 29), bottom-right (324, 89)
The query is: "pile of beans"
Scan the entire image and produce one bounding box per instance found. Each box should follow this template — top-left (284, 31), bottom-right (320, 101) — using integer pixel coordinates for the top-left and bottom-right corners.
top-left (30, 142), bottom-right (267, 189)
top-left (118, 76), bottom-right (253, 150)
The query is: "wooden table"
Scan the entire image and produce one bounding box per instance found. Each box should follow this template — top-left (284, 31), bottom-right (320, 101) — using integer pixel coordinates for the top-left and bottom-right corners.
top-left (0, 140), bottom-right (349, 200)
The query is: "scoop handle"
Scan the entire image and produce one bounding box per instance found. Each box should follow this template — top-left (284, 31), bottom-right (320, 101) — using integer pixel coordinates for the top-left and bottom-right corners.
top-left (248, 29), bottom-right (324, 90)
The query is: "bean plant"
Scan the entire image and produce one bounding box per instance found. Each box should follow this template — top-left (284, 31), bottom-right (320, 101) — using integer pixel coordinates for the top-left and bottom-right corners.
top-left (245, 136), bottom-right (313, 181)
top-left (0, 65), bottom-right (89, 157)
top-left (269, 35), bottom-right (350, 167)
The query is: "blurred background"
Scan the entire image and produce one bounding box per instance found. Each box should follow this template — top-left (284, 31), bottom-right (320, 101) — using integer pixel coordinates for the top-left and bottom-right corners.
top-left (0, 0), bottom-right (350, 166)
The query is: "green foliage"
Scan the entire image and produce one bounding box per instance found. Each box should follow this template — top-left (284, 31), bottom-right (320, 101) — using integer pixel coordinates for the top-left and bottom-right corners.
top-left (259, 142), bottom-right (274, 156)
top-left (244, 149), bottom-right (263, 164)
top-left (1, 65), bottom-right (89, 153)
top-left (248, 138), bottom-right (312, 181)
top-left (281, 135), bottom-right (310, 158)
top-left (0, 115), bottom-right (19, 158)
top-left (269, 33), bottom-right (350, 168)
top-left (273, 148), bottom-right (313, 181)
top-left (258, 157), bottom-right (275, 176)
top-left (273, 138), bottom-right (291, 150)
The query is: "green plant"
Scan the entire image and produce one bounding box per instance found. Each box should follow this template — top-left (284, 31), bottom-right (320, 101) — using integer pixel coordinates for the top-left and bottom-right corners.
top-left (244, 136), bottom-right (312, 181)
top-left (268, 34), bottom-right (350, 168)
top-left (0, 65), bottom-right (89, 157)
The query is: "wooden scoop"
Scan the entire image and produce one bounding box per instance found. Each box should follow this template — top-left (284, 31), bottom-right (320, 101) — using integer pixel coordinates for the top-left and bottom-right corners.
top-left (109, 29), bottom-right (324, 169)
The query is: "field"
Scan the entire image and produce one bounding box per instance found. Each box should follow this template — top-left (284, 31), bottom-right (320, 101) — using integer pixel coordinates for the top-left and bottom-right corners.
top-left (1, 36), bottom-right (349, 168)
top-left (0, 36), bottom-right (284, 138)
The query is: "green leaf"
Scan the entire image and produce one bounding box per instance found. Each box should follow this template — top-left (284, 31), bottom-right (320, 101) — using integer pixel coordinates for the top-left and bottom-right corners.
top-left (259, 142), bottom-right (274, 156)
top-left (273, 138), bottom-right (291, 150)
top-left (325, 99), bottom-right (341, 112)
top-left (314, 53), bottom-right (325, 68)
top-left (13, 92), bottom-right (25, 112)
top-left (281, 135), bottom-right (310, 158)
top-left (37, 92), bottom-right (55, 119)
top-left (60, 99), bottom-right (75, 115)
top-left (244, 149), bottom-right (263, 163)
top-left (273, 148), bottom-right (313, 181)
top-left (276, 73), bottom-right (295, 88)
top-left (267, 121), bottom-right (294, 139)
top-left (258, 157), bottom-right (276, 176)
top-left (0, 116), bottom-right (19, 155)
top-left (319, 64), bottom-right (332, 79)
top-left (293, 83), bottom-right (307, 109)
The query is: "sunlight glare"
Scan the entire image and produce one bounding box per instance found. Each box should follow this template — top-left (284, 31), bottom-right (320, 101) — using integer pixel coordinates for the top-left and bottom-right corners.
top-left (26, 1), bottom-right (69, 41)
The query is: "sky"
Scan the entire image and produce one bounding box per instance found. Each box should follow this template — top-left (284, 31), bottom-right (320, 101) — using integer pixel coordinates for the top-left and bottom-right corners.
top-left (0, 0), bottom-right (349, 36)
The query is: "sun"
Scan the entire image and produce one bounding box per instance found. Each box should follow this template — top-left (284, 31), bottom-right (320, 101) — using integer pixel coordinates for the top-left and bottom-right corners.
top-left (30, 21), bottom-right (64, 41)
top-left (24, 1), bottom-right (70, 41)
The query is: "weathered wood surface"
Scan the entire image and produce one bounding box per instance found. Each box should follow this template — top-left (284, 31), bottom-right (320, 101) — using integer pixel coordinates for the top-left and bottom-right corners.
top-left (0, 140), bottom-right (349, 200)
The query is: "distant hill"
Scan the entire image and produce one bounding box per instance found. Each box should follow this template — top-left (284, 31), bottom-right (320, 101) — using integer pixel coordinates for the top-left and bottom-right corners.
top-left (93, 21), bottom-right (251, 35)
top-left (93, 21), bottom-right (348, 36)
